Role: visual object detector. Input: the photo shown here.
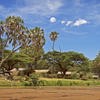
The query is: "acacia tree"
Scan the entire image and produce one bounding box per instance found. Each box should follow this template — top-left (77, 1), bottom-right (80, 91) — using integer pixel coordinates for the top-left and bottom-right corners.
top-left (92, 52), bottom-right (100, 77)
top-left (44, 51), bottom-right (89, 77)
top-left (2, 51), bottom-right (33, 75)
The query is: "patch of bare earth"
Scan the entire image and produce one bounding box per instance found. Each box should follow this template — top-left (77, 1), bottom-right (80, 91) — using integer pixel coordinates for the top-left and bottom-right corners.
top-left (0, 87), bottom-right (100, 100)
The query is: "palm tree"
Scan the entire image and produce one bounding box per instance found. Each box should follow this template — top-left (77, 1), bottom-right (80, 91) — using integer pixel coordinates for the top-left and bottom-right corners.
top-left (0, 37), bottom-right (2, 61)
top-left (49, 32), bottom-right (59, 73)
top-left (0, 21), bottom-right (4, 61)
top-left (27, 27), bottom-right (45, 69)
top-left (0, 16), bottom-right (27, 71)
top-left (29, 27), bottom-right (45, 51)
top-left (49, 31), bottom-right (59, 51)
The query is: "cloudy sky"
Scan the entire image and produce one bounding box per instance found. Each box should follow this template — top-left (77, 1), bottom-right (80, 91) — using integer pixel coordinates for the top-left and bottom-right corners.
top-left (0, 0), bottom-right (100, 59)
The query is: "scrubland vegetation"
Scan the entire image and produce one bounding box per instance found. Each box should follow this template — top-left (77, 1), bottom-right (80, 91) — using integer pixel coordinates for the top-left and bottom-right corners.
top-left (0, 16), bottom-right (100, 87)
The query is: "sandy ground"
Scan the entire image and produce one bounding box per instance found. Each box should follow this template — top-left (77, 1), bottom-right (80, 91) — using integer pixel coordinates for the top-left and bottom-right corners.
top-left (0, 86), bottom-right (100, 100)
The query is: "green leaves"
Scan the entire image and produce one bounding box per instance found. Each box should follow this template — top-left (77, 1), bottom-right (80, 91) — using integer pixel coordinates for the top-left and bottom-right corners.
top-left (10, 52), bottom-right (33, 64)
top-left (29, 27), bottom-right (45, 49)
top-left (44, 51), bottom-right (89, 76)
top-left (49, 31), bottom-right (59, 51)
top-left (92, 52), bottom-right (100, 77)
top-left (0, 16), bottom-right (46, 74)
top-left (49, 32), bottom-right (59, 41)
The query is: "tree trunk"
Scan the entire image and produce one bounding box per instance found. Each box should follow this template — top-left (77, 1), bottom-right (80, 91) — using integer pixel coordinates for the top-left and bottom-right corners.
top-left (0, 52), bottom-right (14, 74)
top-left (52, 41), bottom-right (55, 52)
top-left (62, 70), bottom-right (67, 77)
top-left (0, 45), bottom-right (22, 69)
top-left (0, 58), bottom-right (6, 68)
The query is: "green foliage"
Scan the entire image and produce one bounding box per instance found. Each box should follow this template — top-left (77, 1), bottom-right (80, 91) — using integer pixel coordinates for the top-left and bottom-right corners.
top-left (43, 51), bottom-right (89, 77)
top-left (21, 74), bottom-right (44, 86)
top-left (49, 32), bottom-right (59, 41)
top-left (29, 74), bottom-right (39, 86)
top-left (10, 52), bottom-right (33, 64)
top-left (49, 31), bottom-right (59, 51)
top-left (70, 72), bottom-right (80, 79)
top-left (40, 78), bottom-right (100, 86)
top-left (92, 52), bottom-right (100, 77)
top-left (56, 80), bottom-right (63, 86)
top-left (29, 27), bottom-right (45, 50)
top-left (0, 77), bottom-right (22, 87)
top-left (0, 16), bottom-right (29, 71)
top-left (20, 27), bottom-right (45, 69)
top-left (0, 16), bottom-right (45, 75)
top-left (1, 52), bottom-right (33, 74)
top-left (0, 77), bottom-right (100, 87)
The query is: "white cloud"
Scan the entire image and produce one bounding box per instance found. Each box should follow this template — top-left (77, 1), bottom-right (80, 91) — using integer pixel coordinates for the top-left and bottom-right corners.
top-left (16, 0), bottom-right (63, 16)
top-left (47, 0), bottom-right (63, 11)
top-left (50, 17), bottom-right (56, 23)
top-left (73, 19), bottom-right (88, 26)
top-left (61, 20), bottom-right (66, 24)
top-left (60, 19), bottom-right (88, 27)
top-left (61, 20), bottom-right (73, 26)
top-left (66, 21), bottom-right (73, 26)
top-left (0, 0), bottom-right (63, 18)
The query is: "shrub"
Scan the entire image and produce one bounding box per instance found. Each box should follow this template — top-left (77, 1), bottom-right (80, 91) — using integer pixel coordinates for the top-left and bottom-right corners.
top-left (28, 74), bottom-right (39, 86)
top-left (22, 81), bottom-right (32, 86)
top-left (56, 80), bottom-right (63, 86)
top-left (70, 72), bottom-right (80, 79)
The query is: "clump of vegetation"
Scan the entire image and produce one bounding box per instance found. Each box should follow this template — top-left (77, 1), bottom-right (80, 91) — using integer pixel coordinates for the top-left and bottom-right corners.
top-left (21, 74), bottom-right (44, 86)
top-left (40, 78), bottom-right (100, 86)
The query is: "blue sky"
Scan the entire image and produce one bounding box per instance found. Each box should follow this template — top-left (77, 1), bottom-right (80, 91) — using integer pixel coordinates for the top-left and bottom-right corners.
top-left (0, 0), bottom-right (100, 60)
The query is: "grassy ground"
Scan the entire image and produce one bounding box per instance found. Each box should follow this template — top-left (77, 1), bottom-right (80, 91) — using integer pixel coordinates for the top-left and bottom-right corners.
top-left (40, 78), bottom-right (100, 86)
top-left (0, 77), bottom-right (22, 87)
top-left (0, 77), bottom-right (100, 87)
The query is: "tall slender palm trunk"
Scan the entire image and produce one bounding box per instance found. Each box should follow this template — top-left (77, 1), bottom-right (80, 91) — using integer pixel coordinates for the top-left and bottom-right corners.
top-left (52, 41), bottom-right (55, 52)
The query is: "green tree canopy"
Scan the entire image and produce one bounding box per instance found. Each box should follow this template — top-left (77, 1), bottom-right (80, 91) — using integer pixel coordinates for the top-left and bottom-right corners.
top-left (92, 52), bottom-right (100, 77)
top-left (44, 51), bottom-right (89, 77)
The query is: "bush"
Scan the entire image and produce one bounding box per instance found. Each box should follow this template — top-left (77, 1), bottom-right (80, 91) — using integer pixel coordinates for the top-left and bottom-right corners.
top-left (30, 74), bottom-right (39, 85)
top-left (70, 72), bottom-right (80, 79)
top-left (21, 74), bottom-right (45, 86)
top-left (22, 81), bottom-right (32, 86)
top-left (56, 80), bottom-right (63, 86)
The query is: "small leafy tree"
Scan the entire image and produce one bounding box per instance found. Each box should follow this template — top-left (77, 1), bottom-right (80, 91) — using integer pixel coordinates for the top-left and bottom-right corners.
top-left (2, 52), bottom-right (33, 76)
